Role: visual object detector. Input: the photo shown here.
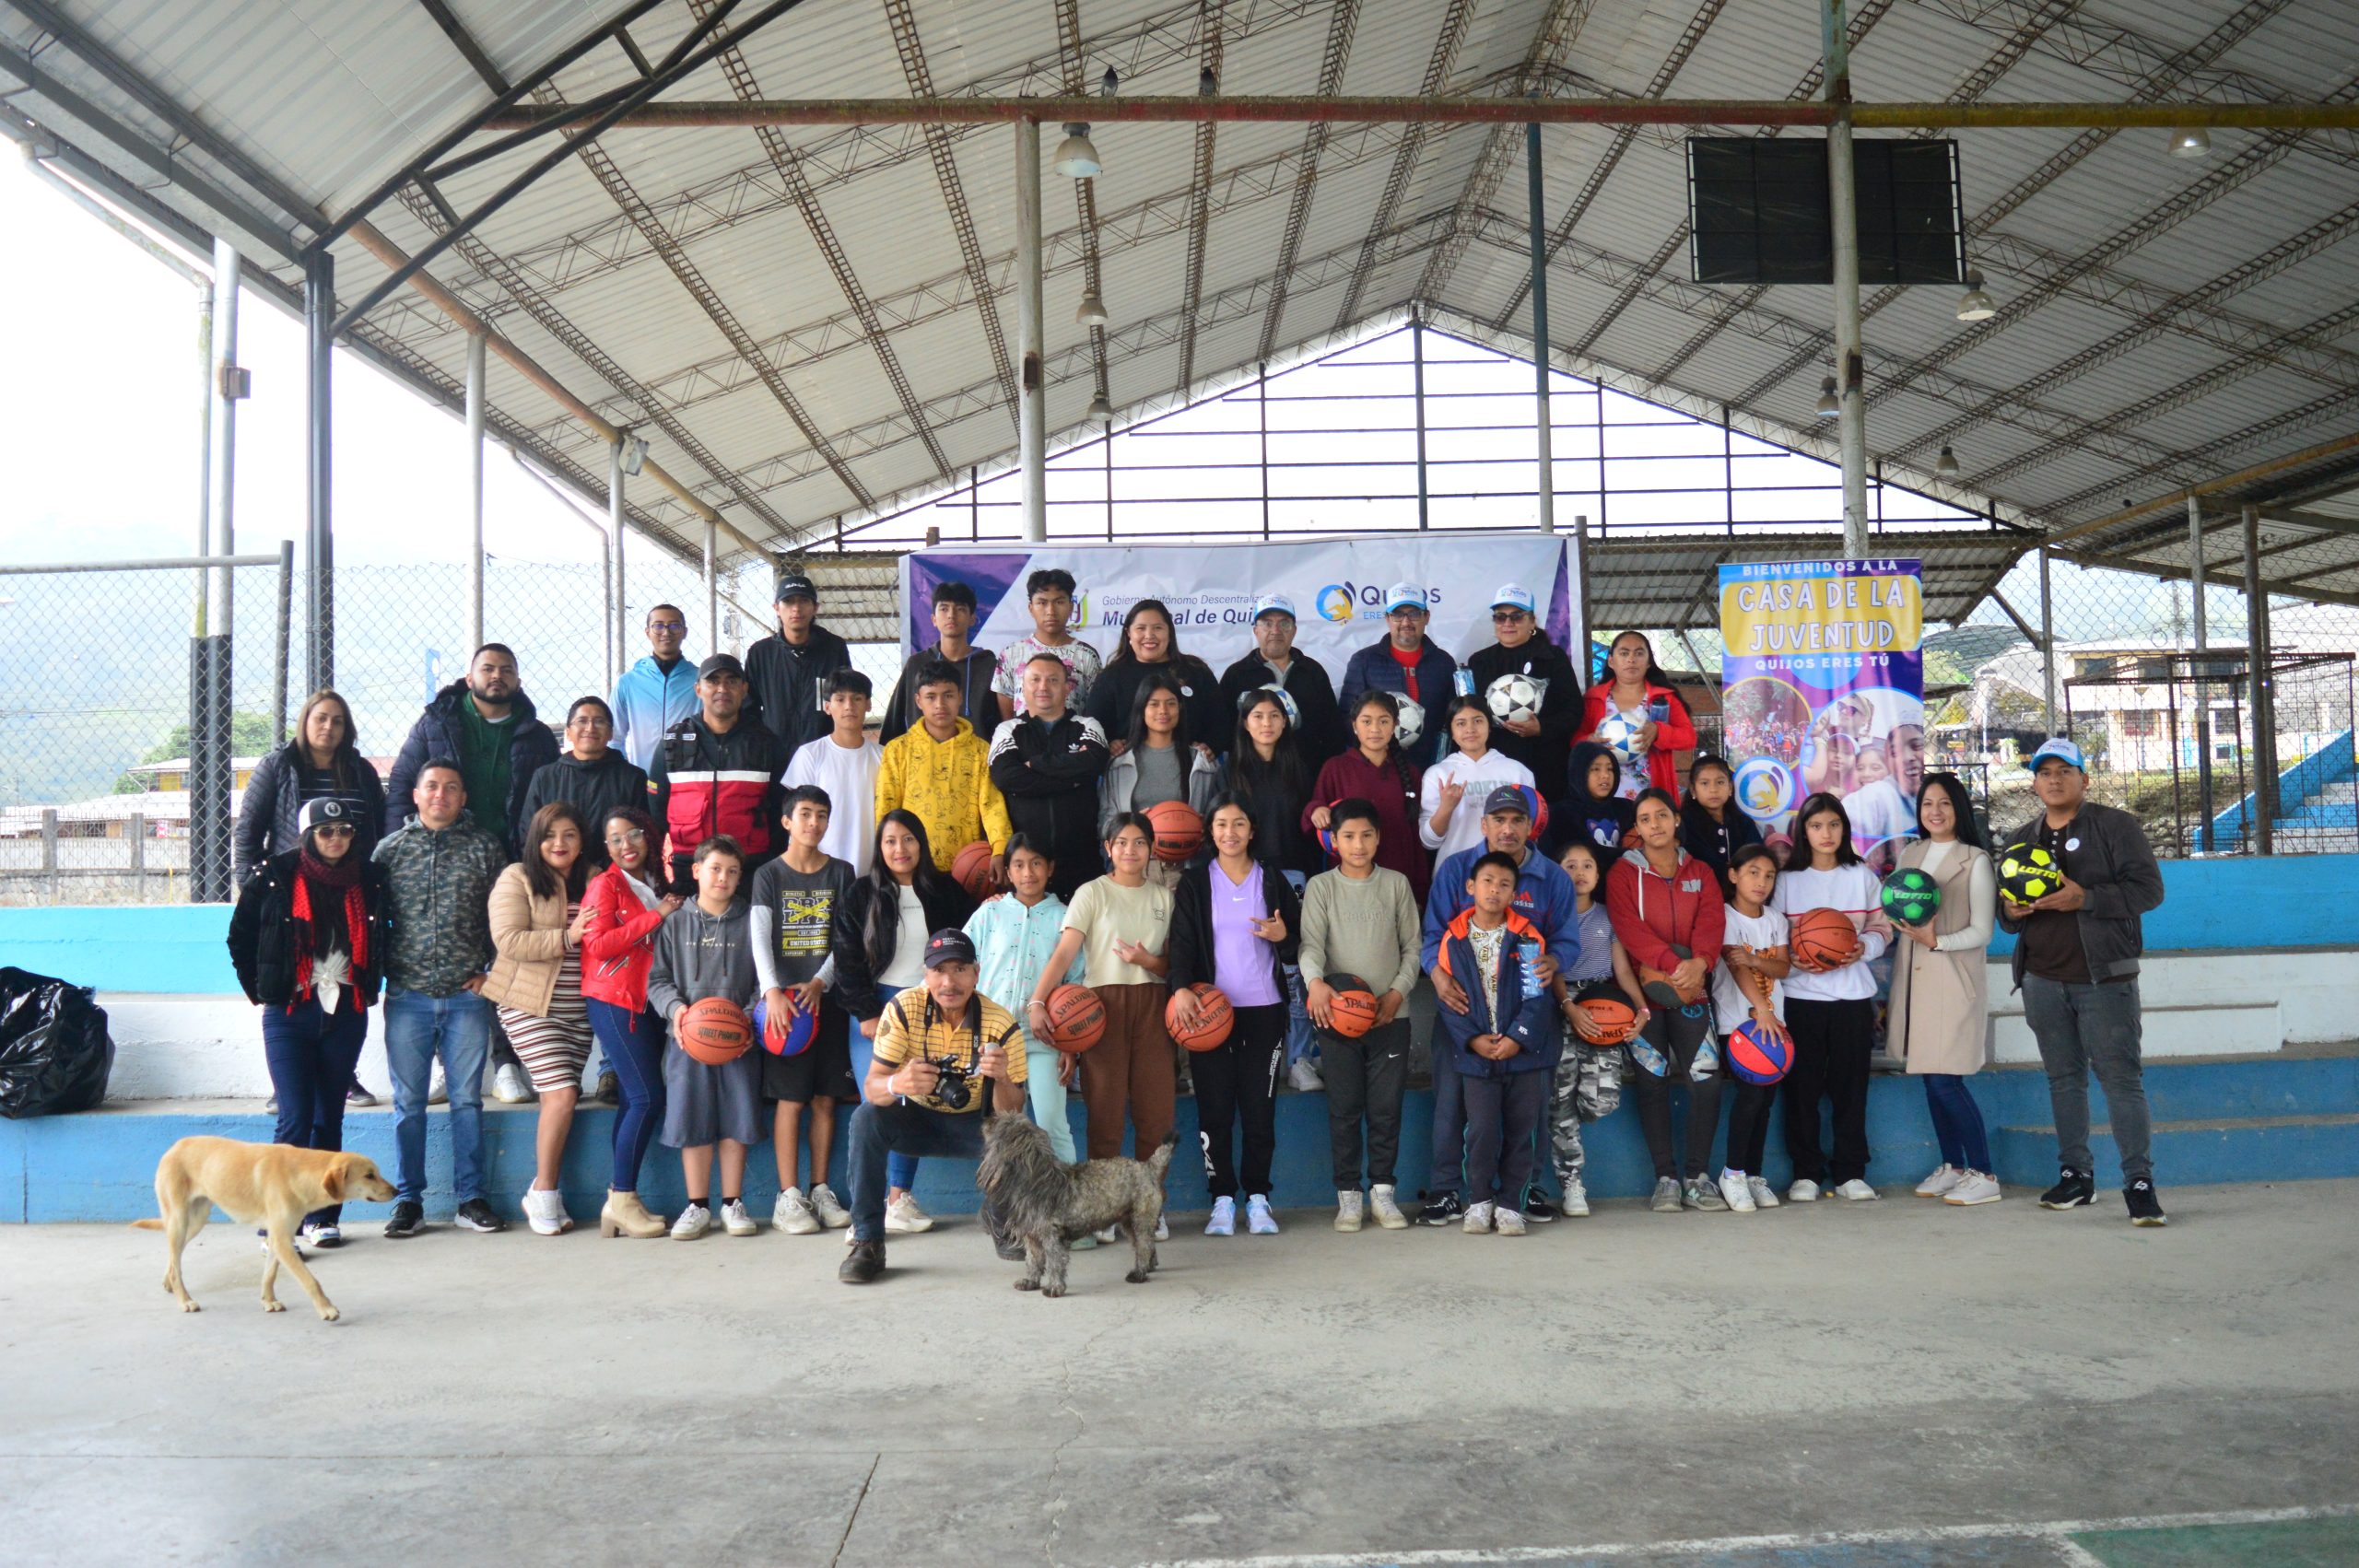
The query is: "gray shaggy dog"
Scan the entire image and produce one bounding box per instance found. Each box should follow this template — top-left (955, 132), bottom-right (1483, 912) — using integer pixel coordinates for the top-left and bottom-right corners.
top-left (978, 1115), bottom-right (1178, 1298)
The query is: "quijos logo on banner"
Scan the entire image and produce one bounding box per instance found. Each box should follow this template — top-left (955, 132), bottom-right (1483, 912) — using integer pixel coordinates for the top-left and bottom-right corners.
top-left (900, 536), bottom-right (1575, 677)
top-left (1718, 558), bottom-right (1925, 867)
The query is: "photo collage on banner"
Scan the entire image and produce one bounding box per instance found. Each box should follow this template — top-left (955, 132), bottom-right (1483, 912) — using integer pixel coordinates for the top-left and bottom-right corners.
top-left (1718, 558), bottom-right (1926, 873)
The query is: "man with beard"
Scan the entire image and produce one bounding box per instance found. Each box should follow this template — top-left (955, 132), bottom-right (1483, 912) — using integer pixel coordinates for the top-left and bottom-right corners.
top-left (384, 642), bottom-right (557, 857)
top-left (650, 654), bottom-right (792, 888)
top-left (1338, 583), bottom-right (1458, 767)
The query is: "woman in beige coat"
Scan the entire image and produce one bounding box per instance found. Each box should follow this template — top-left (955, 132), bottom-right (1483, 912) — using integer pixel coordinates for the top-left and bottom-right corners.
top-left (482, 802), bottom-right (594, 1235)
top-left (1885, 772), bottom-right (2001, 1206)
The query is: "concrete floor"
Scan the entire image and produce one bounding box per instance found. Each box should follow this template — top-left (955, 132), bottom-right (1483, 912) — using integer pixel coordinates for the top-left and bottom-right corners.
top-left (4, 1179), bottom-right (2355, 1567)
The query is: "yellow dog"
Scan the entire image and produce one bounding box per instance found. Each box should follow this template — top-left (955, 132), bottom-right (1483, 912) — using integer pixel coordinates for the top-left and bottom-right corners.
top-left (134, 1136), bottom-right (396, 1321)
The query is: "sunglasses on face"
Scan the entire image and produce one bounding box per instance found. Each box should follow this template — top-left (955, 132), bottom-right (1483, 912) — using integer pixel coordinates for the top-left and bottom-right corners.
top-left (1492, 611), bottom-right (1530, 623)
top-left (313, 825), bottom-right (356, 838)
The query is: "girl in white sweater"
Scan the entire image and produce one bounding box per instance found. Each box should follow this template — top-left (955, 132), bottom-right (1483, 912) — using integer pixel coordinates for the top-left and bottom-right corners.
top-left (1770, 792), bottom-right (1891, 1203)
top-left (1418, 696), bottom-right (1535, 863)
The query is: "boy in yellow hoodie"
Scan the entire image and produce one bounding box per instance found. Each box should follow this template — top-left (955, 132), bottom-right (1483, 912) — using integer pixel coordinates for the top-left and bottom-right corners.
top-left (876, 660), bottom-right (1015, 888)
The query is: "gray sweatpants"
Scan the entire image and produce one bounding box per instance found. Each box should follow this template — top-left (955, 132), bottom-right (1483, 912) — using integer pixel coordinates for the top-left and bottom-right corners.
top-left (2022, 974), bottom-right (2153, 1183)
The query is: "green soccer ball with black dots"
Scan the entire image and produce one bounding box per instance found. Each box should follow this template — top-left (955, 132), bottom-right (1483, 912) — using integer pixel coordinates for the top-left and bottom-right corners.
top-left (1997, 842), bottom-right (2060, 905)
top-left (1879, 866), bottom-right (1941, 926)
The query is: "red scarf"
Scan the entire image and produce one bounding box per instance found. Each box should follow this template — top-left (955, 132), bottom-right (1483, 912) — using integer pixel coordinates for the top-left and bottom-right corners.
top-left (290, 855), bottom-right (370, 1012)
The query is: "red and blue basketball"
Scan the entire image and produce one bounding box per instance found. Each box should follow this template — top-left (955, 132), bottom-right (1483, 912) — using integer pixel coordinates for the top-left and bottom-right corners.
top-left (1727, 1019), bottom-right (1791, 1085)
top-left (755, 997), bottom-right (818, 1058)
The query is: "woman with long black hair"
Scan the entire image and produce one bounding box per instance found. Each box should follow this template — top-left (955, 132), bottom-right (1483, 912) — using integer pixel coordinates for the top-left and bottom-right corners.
top-left (1888, 772), bottom-right (2001, 1206)
top-left (483, 801), bottom-right (597, 1235)
top-left (1100, 668), bottom-right (1223, 883)
top-left (1770, 791), bottom-right (1892, 1204)
top-left (1226, 688), bottom-right (1320, 876)
top-left (580, 805), bottom-right (682, 1237)
top-left (1085, 598), bottom-right (1226, 747)
top-left (1573, 630), bottom-right (1697, 802)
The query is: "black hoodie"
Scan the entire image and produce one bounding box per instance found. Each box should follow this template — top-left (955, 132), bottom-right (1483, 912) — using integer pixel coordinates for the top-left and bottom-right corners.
top-left (1464, 629), bottom-right (1580, 784)
top-left (519, 749), bottom-right (651, 867)
top-left (1547, 740), bottom-right (1636, 869)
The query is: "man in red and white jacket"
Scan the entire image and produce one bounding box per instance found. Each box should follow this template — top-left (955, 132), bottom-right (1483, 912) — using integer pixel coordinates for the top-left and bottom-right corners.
top-left (648, 654), bottom-right (790, 887)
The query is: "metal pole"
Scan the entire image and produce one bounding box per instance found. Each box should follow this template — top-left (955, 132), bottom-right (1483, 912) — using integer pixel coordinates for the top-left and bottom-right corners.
top-left (1015, 121), bottom-right (1047, 544)
top-left (1411, 305), bottom-right (1429, 531)
top-left (2038, 544), bottom-right (2057, 734)
top-left (2188, 493), bottom-right (2214, 850)
top-left (2243, 503), bottom-right (2273, 854)
top-left (194, 264), bottom-right (212, 637)
top-left (608, 439), bottom-right (627, 686)
top-left (1258, 361), bottom-right (1270, 541)
top-left (208, 240), bottom-right (240, 638)
top-left (1567, 512), bottom-right (1590, 684)
top-left (1825, 0), bottom-right (1869, 558)
top-left (465, 330), bottom-right (487, 654)
top-left (1104, 418), bottom-right (1116, 543)
top-left (1527, 123), bottom-right (1555, 536)
top-left (274, 539), bottom-right (293, 743)
top-left (304, 250), bottom-right (334, 690)
top-left (703, 516), bottom-right (719, 654)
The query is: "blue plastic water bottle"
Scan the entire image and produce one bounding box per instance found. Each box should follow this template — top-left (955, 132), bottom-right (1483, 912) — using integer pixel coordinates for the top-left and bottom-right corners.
top-left (1519, 937), bottom-right (1544, 999)
top-left (1453, 666), bottom-right (1475, 698)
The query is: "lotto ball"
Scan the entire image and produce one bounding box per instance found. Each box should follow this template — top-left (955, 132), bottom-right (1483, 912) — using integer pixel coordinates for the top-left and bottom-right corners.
top-left (1486, 673), bottom-right (1543, 727)
top-left (1390, 695), bottom-right (1425, 754)
top-left (1167, 983), bottom-right (1234, 1052)
top-left (951, 839), bottom-right (996, 898)
top-left (755, 997), bottom-right (818, 1059)
top-left (1727, 1019), bottom-right (1791, 1085)
top-left (1879, 866), bottom-right (1942, 926)
top-left (1998, 842), bottom-right (2060, 905)
top-left (1145, 800), bottom-right (1203, 862)
top-left (677, 998), bottom-right (753, 1064)
top-left (1043, 984), bottom-right (1106, 1052)
top-left (1324, 973), bottom-right (1379, 1038)
top-left (1593, 708), bottom-right (1642, 759)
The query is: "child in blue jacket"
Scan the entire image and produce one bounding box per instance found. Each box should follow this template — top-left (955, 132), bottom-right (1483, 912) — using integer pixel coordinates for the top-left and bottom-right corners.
top-left (1434, 851), bottom-right (1565, 1236)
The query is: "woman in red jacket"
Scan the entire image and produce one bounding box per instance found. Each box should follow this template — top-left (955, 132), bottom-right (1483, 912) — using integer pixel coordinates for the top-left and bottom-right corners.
top-left (581, 805), bottom-right (684, 1237)
top-left (1574, 631), bottom-right (1696, 802)
top-left (1605, 787), bottom-right (1728, 1213)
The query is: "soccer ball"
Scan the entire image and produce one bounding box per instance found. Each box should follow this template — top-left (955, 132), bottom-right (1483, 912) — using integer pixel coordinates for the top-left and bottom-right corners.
top-left (1486, 673), bottom-right (1544, 727)
top-left (1879, 866), bottom-right (1942, 926)
top-left (1594, 708), bottom-right (1643, 759)
top-left (1390, 694), bottom-right (1424, 754)
top-left (1997, 842), bottom-right (2060, 905)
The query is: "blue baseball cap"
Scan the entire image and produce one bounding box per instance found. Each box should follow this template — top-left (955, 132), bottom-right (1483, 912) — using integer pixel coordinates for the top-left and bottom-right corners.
top-left (1491, 583), bottom-right (1535, 614)
top-left (2029, 736), bottom-right (2087, 774)
top-left (1385, 582), bottom-right (1428, 614)
top-left (1251, 593), bottom-right (1297, 622)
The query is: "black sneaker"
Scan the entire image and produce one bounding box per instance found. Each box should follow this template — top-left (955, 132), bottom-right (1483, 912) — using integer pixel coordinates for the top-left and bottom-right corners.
top-left (346, 1082), bottom-right (379, 1107)
top-left (2124, 1178), bottom-right (2167, 1227)
top-left (1524, 1196), bottom-right (1560, 1223)
top-left (454, 1198), bottom-right (509, 1234)
top-left (839, 1237), bottom-right (886, 1284)
top-left (2039, 1169), bottom-right (2095, 1210)
top-left (384, 1200), bottom-right (424, 1239)
top-left (1415, 1192), bottom-right (1465, 1227)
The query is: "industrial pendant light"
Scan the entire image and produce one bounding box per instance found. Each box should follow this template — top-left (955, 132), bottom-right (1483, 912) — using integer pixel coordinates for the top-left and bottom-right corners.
top-left (1051, 123), bottom-right (1101, 178)
top-left (1088, 392), bottom-right (1114, 420)
top-left (1815, 375), bottom-right (1840, 419)
top-left (1935, 444), bottom-right (1961, 480)
top-left (2167, 125), bottom-right (2212, 159)
top-left (1955, 271), bottom-right (1995, 322)
top-left (1076, 287), bottom-right (1109, 326)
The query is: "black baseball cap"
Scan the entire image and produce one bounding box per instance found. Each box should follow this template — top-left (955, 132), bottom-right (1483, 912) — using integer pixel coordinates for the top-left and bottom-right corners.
top-left (922, 929), bottom-right (978, 969)
top-left (697, 653), bottom-right (746, 682)
top-left (774, 571), bottom-right (817, 603)
top-left (1483, 785), bottom-right (1532, 817)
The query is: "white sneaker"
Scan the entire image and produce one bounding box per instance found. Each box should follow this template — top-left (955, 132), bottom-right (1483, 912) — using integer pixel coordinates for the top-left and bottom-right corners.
top-left (670, 1202), bottom-right (710, 1240)
top-left (810, 1184), bottom-right (851, 1230)
top-left (774, 1188), bottom-right (819, 1235)
top-left (1287, 1057), bottom-right (1324, 1094)
top-left (1367, 1184), bottom-right (1409, 1230)
top-left (1835, 1178), bottom-right (1879, 1201)
top-left (1462, 1200), bottom-right (1495, 1235)
top-left (1719, 1168), bottom-right (1756, 1213)
top-left (884, 1194), bottom-right (934, 1234)
top-left (1915, 1163), bottom-right (1965, 1199)
top-left (1558, 1181), bottom-right (1590, 1218)
top-left (1093, 1223), bottom-right (1122, 1245)
top-left (1335, 1191), bottom-right (1364, 1232)
top-left (522, 1185), bottom-right (572, 1235)
top-left (1944, 1170), bottom-right (2003, 1206)
top-left (1205, 1196), bottom-right (1236, 1236)
top-left (427, 1065), bottom-right (448, 1106)
top-left (1494, 1207), bottom-right (1527, 1237)
top-left (1749, 1176), bottom-right (1780, 1209)
top-left (721, 1199), bottom-right (757, 1236)
top-left (491, 1061), bottom-right (533, 1104)
top-left (1245, 1195), bottom-right (1279, 1235)
top-left (1788, 1178), bottom-right (1822, 1203)
top-left (1154, 1213), bottom-right (1168, 1242)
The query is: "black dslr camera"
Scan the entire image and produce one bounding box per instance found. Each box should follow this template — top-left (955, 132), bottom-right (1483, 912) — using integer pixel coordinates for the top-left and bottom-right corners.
top-left (924, 1049), bottom-right (975, 1111)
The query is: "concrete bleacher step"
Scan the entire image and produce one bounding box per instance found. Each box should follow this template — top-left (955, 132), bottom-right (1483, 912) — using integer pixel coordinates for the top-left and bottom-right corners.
top-left (1989, 1113), bottom-right (2359, 1188)
top-left (1989, 1000), bottom-right (2284, 1060)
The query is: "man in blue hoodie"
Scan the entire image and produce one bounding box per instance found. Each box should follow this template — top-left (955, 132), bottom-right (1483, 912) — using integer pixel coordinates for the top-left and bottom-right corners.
top-left (611, 603), bottom-right (699, 770)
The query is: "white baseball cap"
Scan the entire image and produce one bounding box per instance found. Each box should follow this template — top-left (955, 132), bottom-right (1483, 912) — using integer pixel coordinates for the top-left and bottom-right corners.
top-left (1491, 584), bottom-right (1535, 614)
top-left (1251, 593), bottom-right (1297, 622)
top-left (1385, 582), bottom-right (1428, 614)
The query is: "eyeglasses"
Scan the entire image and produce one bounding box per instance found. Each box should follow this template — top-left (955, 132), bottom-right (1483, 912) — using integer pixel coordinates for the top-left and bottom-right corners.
top-left (1492, 610), bottom-right (1531, 623)
top-left (647, 621), bottom-right (685, 633)
top-left (313, 824), bottom-right (356, 838)
top-left (606, 828), bottom-right (648, 845)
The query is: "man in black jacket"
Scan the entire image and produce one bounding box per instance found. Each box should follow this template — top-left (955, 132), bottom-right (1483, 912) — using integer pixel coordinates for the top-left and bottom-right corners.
top-left (1462, 584), bottom-right (1580, 786)
top-left (745, 569), bottom-right (853, 756)
top-left (383, 643), bottom-right (557, 858)
top-left (880, 579), bottom-right (998, 743)
top-left (1998, 737), bottom-right (2169, 1227)
top-left (987, 651), bottom-right (1111, 899)
top-left (1216, 593), bottom-right (1344, 768)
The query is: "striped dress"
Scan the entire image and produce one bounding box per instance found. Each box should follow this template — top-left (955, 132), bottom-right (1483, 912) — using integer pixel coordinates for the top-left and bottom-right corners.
top-left (501, 902), bottom-right (593, 1092)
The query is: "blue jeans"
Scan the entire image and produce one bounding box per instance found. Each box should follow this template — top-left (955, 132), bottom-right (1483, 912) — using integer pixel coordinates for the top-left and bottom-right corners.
top-left (848, 1024), bottom-right (920, 1193)
top-left (260, 998), bottom-right (368, 1226)
top-left (1921, 1073), bottom-right (1991, 1173)
top-left (846, 1099), bottom-right (987, 1242)
top-left (2022, 976), bottom-right (2151, 1182)
top-left (383, 985), bottom-right (493, 1205)
top-left (589, 999), bottom-right (666, 1193)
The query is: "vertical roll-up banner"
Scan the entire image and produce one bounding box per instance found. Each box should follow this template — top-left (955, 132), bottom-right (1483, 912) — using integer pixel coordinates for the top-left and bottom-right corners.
top-left (1718, 557), bottom-right (1925, 868)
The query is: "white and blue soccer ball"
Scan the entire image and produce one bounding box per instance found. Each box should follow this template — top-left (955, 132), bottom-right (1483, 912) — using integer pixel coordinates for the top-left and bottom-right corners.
top-left (1390, 694), bottom-right (1425, 754)
top-left (1594, 708), bottom-right (1643, 759)
top-left (1486, 673), bottom-right (1544, 727)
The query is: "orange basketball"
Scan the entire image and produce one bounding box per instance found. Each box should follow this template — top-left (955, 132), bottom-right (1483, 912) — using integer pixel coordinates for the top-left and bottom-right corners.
top-left (1575, 996), bottom-right (1638, 1045)
top-left (1042, 983), bottom-right (1106, 1052)
top-left (1144, 800), bottom-right (1203, 863)
top-left (677, 997), bottom-right (754, 1064)
top-left (1167, 982), bottom-right (1234, 1051)
top-left (1324, 972), bottom-right (1379, 1039)
top-left (951, 839), bottom-right (996, 899)
top-left (1790, 907), bottom-right (1861, 970)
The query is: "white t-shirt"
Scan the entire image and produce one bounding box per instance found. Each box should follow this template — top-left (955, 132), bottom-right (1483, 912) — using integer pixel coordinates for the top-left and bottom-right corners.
top-left (876, 883), bottom-right (930, 989)
top-left (1770, 862), bottom-right (1889, 1001)
top-left (1710, 905), bottom-right (1788, 1035)
top-left (784, 733), bottom-right (882, 874)
top-left (1417, 749), bottom-right (1536, 861)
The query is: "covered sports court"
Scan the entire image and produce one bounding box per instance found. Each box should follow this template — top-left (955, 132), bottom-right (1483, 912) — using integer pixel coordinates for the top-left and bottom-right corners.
top-left (4, 0), bottom-right (2358, 1562)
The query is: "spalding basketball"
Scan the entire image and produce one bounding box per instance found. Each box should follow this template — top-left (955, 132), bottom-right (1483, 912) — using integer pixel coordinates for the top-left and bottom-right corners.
top-left (1145, 800), bottom-right (1203, 863)
top-left (677, 997), bottom-right (754, 1064)
top-left (1574, 996), bottom-right (1638, 1046)
top-left (1324, 973), bottom-right (1379, 1039)
top-left (1168, 982), bottom-right (1234, 1052)
top-left (1042, 983), bottom-right (1106, 1052)
top-left (1727, 1018), bottom-right (1792, 1084)
top-left (1789, 907), bottom-right (1860, 970)
top-left (754, 996), bottom-right (818, 1059)
top-left (1997, 841), bottom-right (2061, 905)
top-left (951, 839), bottom-right (996, 899)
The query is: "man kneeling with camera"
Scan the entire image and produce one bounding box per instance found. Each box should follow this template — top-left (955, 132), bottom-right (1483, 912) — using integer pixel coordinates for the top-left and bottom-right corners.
top-left (840, 929), bottom-right (1027, 1284)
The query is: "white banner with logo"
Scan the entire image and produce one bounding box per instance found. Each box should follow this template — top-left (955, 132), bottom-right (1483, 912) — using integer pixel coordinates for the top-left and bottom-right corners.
top-left (899, 535), bottom-right (1573, 670)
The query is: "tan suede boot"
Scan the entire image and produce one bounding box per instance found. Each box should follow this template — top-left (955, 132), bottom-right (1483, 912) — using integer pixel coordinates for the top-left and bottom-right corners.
top-left (600, 1188), bottom-right (667, 1238)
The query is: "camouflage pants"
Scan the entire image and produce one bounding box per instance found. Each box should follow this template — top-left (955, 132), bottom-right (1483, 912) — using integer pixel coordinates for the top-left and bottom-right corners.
top-left (1549, 1040), bottom-right (1624, 1191)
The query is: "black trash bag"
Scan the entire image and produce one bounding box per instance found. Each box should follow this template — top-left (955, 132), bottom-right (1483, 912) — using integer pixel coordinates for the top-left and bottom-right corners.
top-left (0, 965), bottom-right (115, 1118)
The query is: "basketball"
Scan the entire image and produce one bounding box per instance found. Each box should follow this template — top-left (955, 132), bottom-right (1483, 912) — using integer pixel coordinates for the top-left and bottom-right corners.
top-left (1145, 800), bottom-right (1203, 863)
top-left (1998, 841), bottom-right (2061, 905)
top-left (1317, 825), bottom-right (1338, 862)
top-left (1727, 1018), bottom-right (1792, 1084)
top-left (1167, 982), bottom-right (1234, 1051)
top-left (1789, 907), bottom-right (1860, 970)
top-left (1324, 973), bottom-right (1379, 1038)
top-left (1574, 996), bottom-right (1638, 1045)
top-left (1880, 866), bottom-right (1942, 926)
top-left (755, 996), bottom-right (819, 1059)
top-left (676, 997), bottom-right (754, 1064)
top-left (951, 839), bottom-right (996, 898)
top-left (1042, 983), bottom-right (1106, 1052)
top-left (1486, 673), bottom-right (1543, 727)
